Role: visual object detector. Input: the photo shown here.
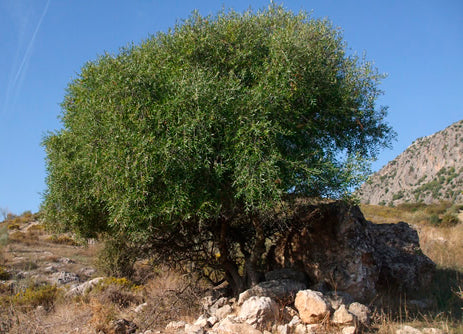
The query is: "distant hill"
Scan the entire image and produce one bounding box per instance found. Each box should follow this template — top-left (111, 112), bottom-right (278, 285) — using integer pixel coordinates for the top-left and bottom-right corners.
top-left (358, 119), bottom-right (463, 205)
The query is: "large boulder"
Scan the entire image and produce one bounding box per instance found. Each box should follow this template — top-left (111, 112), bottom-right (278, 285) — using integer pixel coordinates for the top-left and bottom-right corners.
top-left (269, 201), bottom-right (435, 302)
top-left (238, 296), bottom-right (279, 328)
top-left (294, 289), bottom-right (330, 324)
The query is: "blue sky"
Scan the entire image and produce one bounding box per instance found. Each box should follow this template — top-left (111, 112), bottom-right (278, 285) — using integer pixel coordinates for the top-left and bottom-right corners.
top-left (1, 0), bottom-right (462, 214)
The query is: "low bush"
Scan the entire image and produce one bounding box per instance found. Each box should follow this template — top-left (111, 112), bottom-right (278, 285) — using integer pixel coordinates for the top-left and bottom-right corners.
top-left (7, 223), bottom-right (20, 230)
top-left (8, 231), bottom-right (26, 242)
top-left (0, 225), bottom-right (7, 247)
top-left (96, 236), bottom-right (139, 278)
top-left (441, 213), bottom-right (460, 227)
top-left (429, 214), bottom-right (441, 226)
top-left (1, 284), bottom-right (61, 311)
top-left (46, 234), bottom-right (79, 246)
top-left (0, 266), bottom-right (10, 280)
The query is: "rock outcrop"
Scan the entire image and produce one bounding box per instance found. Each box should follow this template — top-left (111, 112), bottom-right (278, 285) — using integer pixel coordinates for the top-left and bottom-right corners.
top-left (358, 119), bottom-right (463, 205)
top-left (269, 201), bottom-right (435, 302)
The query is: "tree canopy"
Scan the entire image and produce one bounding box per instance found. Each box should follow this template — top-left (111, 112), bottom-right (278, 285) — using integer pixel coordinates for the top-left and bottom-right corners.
top-left (42, 5), bottom-right (394, 293)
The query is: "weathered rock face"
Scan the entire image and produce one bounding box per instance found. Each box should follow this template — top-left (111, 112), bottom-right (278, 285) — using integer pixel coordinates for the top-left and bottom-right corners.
top-left (368, 221), bottom-right (435, 292)
top-left (269, 201), bottom-right (435, 302)
top-left (358, 119), bottom-right (463, 205)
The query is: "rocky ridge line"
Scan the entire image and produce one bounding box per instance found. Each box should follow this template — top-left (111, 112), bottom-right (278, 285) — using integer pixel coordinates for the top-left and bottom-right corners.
top-left (358, 119), bottom-right (463, 205)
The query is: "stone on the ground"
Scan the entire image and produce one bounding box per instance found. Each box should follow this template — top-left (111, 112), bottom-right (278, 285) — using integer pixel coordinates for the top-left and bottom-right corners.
top-left (288, 315), bottom-right (301, 327)
top-left (294, 323), bottom-right (308, 334)
top-left (59, 257), bottom-right (75, 264)
top-left (194, 314), bottom-right (209, 327)
top-left (238, 296), bottom-right (279, 328)
top-left (294, 289), bottom-right (330, 324)
top-left (276, 324), bottom-right (289, 334)
top-left (238, 279), bottom-right (306, 304)
top-left (281, 305), bottom-right (298, 322)
top-left (209, 297), bottom-right (229, 314)
top-left (54, 271), bottom-right (80, 285)
top-left (65, 277), bottom-right (104, 296)
top-left (342, 326), bottom-right (357, 334)
top-left (212, 316), bottom-right (262, 334)
top-left (422, 328), bottom-right (444, 334)
top-left (306, 324), bottom-right (320, 334)
top-left (134, 302), bottom-right (148, 313)
top-left (396, 325), bottom-right (422, 334)
top-left (165, 320), bottom-right (186, 331)
top-left (185, 324), bottom-right (205, 334)
top-left (332, 304), bottom-right (355, 324)
top-left (215, 304), bottom-right (233, 320)
top-left (207, 315), bottom-right (218, 326)
top-left (111, 318), bottom-right (137, 334)
top-left (348, 302), bottom-right (370, 326)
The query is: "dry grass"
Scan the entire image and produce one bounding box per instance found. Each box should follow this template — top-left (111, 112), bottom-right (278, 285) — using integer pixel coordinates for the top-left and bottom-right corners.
top-left (361, 203), bottom-right (463, 271)
top-left (1, 300), bottom-right (94, 334)
top-left (133, 268), bottom-right (204, 332)
top-left (1, 208), bottom-right (462, 333)
top-left (361, 202), bottom-right (463, 332)
top-left (0, 268), bottom-right (204, 333)
top-left (419, 224), bottom-right (463, 270)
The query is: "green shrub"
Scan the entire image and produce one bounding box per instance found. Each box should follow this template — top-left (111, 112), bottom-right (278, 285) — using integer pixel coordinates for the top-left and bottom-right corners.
top-left (429, 214), bottom-right (441, 226)
top-left (397, 202), bottom-right (427, 212)
top-left (1, 284), bottom-right (61, 311)
top-left (441, 213), bottom-right (460, 227)
top-left (7, 223), bottom-right (20, 230)
top-left (93, 277), bottom-right (142, 307)
top-left (96, 236), bottom-right (139, 278)
top-left (0, 225), bottom-right (7, 247)
top-left (0, 266), bottom-right (10, 280)
top-left (46, 234), bottom-right (79, 246)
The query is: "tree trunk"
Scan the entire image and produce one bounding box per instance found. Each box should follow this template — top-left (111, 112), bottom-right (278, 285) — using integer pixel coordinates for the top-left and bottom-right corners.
top-left (218, 217), bottom-right (245, 296)
top-left (244, 214), bottom-right (265, 288)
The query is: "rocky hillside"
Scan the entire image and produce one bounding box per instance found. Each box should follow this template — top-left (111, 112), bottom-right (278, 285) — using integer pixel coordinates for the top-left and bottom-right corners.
top-left (358, 119), bottom-right (463, 205)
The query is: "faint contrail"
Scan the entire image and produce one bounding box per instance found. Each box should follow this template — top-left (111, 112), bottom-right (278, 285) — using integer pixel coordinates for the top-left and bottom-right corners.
top-left (3, 0), bottom-right (51, 114)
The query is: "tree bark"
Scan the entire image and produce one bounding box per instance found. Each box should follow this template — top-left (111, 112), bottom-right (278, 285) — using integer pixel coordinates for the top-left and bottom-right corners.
top-left (218, 216), bottom-right (244, 296)
top-left (244, 213), bottom-right (265, 288)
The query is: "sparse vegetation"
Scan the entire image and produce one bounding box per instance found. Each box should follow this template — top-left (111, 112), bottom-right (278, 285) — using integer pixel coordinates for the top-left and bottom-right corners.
top-left (0, 203), bottom-right (461, 332)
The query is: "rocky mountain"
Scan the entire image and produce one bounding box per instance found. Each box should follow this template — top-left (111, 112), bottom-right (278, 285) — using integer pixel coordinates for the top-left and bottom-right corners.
top-left (358, 119), bottom-right (463, 205)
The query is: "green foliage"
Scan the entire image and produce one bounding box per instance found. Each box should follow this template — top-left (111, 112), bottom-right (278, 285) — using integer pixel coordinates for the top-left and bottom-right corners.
top-left (0, 225), bottom-right (7, 247)
top-left (392, 190), bottom-right (404, 201)
top-left (0, 266), bottom-right (10, 280)
top-left (440, 213), bottom-right (460, 227)
top-left (96, 236), bottom-right (139, 278)
top-left (1, 284), bottom-right (61, 311)
top-left (429, 214), bottom-right (441, 226)
top-left (42, 5), bottom-right (394, 291)
top-left (46, 234), bottom-right (79, 246)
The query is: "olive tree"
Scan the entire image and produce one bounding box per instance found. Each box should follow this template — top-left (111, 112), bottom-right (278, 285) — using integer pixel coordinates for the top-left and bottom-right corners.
top-left (42, 5), bottom-right (394, 294)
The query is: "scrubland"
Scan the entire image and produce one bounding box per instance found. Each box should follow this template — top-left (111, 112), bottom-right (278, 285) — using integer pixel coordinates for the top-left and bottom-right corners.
top-left (0, 203), bottom-right (461, 333)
